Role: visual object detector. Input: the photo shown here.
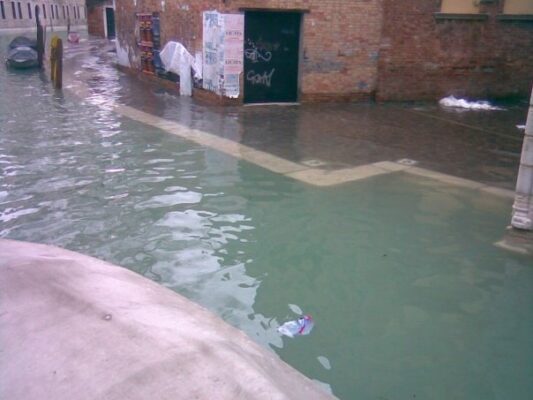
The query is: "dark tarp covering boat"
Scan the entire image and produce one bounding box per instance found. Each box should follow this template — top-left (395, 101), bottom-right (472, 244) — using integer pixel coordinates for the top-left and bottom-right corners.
top-left (6, 46), bottom-right (39, 69)
top-left (6, 36), bottom-right (39, 69)
top-left (8, 36), bottom-right (38, 50)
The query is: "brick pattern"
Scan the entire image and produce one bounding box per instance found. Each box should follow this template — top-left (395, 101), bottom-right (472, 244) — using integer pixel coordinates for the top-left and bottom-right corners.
top-left (377, 0), bottom-right (533, 101)
top-left (114, 0), bottom-right (533, 102)
top-left (115, 0), bottom-right (384, 100)
top-left (87, 2), bottom-right (110, 37)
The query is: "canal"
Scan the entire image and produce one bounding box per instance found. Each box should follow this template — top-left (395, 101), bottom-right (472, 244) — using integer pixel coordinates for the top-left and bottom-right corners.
top-left (1, 32), bottom-right (532, 399)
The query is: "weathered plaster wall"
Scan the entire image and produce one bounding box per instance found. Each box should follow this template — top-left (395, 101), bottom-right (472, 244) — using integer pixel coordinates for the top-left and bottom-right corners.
top-left (114, 0), bottom-right (384, 101)
top-left (0, 1), bottom-right (87, 30)
top-left (377, 0), bottom-right (533, 101)
top-left (114, 0), bottom-right (212, 69)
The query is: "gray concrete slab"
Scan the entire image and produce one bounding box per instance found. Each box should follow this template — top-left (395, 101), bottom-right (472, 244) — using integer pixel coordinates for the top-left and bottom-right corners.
top-left (0, 239), bottom-right (335, 400)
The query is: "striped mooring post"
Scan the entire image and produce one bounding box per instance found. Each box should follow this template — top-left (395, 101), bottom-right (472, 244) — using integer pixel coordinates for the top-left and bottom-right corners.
top-left (50, 36), bottom-right (63, 90)
top-left (511, 87), bottom-right (533, 230)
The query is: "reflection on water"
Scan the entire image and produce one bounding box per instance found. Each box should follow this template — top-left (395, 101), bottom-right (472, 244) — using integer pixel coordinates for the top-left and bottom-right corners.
top-left (1, 33), bottom-right (532, 400)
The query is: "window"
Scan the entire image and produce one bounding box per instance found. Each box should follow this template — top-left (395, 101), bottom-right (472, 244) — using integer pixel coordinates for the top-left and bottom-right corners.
top-left (0, 1), bottom-right (5, 19)
top-left (66, 5), bottom-right (69, 18)
top-left (62, 5), bottom-right (64, 18)
top-left (11, 1), bottom-right (16, 18)
top-left (42, 2), bottom-right (45, 18)
top-left (50, 4), bottom-right (53, 18)
top-left (27, 2), bottom-right (31, 18)
top-left (55, 4), bottom-right (57, 18)
top-left (440, 0), bottom-right (480, 14)
top-left (504, 0), bottom-right (533, 14)
top-left (17, 0), bottom-right (21, 18)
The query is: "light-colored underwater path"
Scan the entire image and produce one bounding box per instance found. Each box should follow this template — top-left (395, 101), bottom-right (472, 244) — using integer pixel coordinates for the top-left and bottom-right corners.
top-left (61, 40), bottom-right (516, 197)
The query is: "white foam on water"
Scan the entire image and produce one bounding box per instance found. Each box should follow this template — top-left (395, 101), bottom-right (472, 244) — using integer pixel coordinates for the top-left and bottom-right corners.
top-left (288, 303), bottom-right (303, 315)
top-left (317, 355), bottom-right (332, 370)
top-left (439, 96), bottom-right (504, 111)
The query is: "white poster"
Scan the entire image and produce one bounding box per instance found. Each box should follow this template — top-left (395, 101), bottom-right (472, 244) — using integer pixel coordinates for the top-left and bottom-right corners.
top-left (222, 13), bottom-right (244, 98)
top-left (203, 11), bottom-right (244, 98)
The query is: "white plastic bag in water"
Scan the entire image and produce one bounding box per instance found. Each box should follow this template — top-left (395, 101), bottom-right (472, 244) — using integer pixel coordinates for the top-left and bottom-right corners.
top-left (438, 95), bottom-right (503, 111)
top-left (277, 315), bottom-right (314, 338)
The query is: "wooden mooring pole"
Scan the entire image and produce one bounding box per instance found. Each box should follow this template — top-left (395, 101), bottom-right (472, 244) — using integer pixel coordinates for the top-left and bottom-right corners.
top-left (50, 36), bottom-right (63, 89)
top-left (35, 5), bottom-right (44, 69)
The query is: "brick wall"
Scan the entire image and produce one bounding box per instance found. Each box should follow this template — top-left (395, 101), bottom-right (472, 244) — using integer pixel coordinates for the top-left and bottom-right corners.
top-left (377, 0), bottom-right (533, 101)
top-left (115, 0), bottom-right (384, 101)
top-left (87, 2), bottom-right (111, 37)
top-left (115, 0), bottom-right (213, 69)
top-left (114, 0), bottom-right (532, 102)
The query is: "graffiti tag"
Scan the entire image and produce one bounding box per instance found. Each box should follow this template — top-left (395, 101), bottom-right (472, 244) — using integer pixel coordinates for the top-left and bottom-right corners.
top-left (246, 69), bottom-right (276, 87)
top-left (244, 39), bottom-right (272, 63)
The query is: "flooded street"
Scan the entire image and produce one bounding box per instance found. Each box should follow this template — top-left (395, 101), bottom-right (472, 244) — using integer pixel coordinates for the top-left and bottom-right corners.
top-left (1, 32), bottom-right (532, 399)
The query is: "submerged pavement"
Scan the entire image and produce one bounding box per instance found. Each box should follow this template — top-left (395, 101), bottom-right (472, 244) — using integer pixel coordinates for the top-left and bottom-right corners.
top-left (0, 239), bottom-right (334, 400)
top-left (2, 32), bottom-right (527, 397)
top-left (62, 37), bottom-right (527, 193)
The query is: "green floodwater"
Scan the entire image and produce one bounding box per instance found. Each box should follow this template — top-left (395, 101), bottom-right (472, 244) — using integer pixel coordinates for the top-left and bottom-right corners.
top-left (1, 34), bottom-right (532, 399)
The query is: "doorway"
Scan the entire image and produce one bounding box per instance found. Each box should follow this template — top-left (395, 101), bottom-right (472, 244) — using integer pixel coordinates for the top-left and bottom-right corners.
top-left (105, 7), bottom-right (115, 39)
top-left (244, 11), bottom-right (301, 104)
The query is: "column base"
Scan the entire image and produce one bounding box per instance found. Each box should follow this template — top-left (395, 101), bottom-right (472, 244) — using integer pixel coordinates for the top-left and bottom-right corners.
top-left (494, 226), bottom-right (533, 256)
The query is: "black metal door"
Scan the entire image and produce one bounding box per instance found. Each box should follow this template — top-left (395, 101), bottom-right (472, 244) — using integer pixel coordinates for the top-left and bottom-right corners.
top-left (244, 11), bottom-right (301, 103)
top-left (105, 8), bottom-right (115, 39)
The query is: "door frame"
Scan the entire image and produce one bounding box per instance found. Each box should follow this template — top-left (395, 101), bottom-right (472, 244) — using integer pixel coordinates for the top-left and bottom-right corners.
top-left (243, 10), bottom-right (303, 104)
top-left (103, 6), bottom-right (115, 39)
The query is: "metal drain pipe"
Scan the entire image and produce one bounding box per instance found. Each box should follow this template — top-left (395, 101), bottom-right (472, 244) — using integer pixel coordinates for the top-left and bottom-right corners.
top-left (511, 88), bottom-right (533, 230)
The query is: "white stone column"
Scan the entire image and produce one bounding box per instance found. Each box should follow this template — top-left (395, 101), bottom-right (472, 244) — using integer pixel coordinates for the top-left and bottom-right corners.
top-left (511, 88), bottom-right (533, 230)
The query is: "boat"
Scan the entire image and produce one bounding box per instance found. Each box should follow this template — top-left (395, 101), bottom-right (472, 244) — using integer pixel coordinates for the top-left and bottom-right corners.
top-left (8, 36), bottom-right (38, 50)
top-left (5, 36), bottom-right (39, 69)
top-left (67, 32), bottom-right (80, 43)
top-left (6, 46), bottom-right (39, 69)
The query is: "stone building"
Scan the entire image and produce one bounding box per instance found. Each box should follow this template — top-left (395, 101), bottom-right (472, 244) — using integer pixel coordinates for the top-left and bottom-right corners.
top-left (0, 0), bottom-right (87, 30)
top-left (87, 0), bottom-right (114, 38)
top-left (378, 0), bottom-right (533, 101)
top-left (111, 0), bottom-right (533, 104)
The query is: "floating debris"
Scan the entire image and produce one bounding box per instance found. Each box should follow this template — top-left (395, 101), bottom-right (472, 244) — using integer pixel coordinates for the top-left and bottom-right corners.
top-left (278, 315), bottom-right (314, 338)
top-left (439, 96), bottom-right (504, 111)
top-left (397, 158), bottom-right (418, 166)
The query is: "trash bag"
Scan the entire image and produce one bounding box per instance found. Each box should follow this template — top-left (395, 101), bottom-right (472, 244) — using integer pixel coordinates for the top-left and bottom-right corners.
top-left (277, 315), bottom-right (314, 338)
top-left (159, 41), bottom-right (201, 96)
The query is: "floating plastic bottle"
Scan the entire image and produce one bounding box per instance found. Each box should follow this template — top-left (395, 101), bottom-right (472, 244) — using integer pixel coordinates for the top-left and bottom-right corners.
top-left (277, 315), bottom-right (314, 338)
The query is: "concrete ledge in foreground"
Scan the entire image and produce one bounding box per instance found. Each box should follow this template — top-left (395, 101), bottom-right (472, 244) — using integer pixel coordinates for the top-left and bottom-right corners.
top-left (0, 239), bottom-right (335, 400)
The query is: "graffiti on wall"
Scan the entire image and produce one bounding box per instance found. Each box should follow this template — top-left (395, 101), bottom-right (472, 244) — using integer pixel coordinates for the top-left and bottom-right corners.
top-left (244, 39), bottom-right (272, 63)
top-left (246, 69), bottom-right (276, 87)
